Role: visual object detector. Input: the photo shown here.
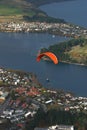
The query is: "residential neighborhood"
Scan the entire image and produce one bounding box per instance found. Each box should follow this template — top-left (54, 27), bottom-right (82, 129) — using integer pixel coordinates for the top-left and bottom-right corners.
top-left (0, 67), bottom-right (87, 130)
top-left (0, 21), bottom-right (87, 38)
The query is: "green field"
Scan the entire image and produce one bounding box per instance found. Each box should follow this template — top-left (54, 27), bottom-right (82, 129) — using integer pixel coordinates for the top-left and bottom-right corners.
top-left (0, 4), bottom-right (37, 22)
top-left (0, 5), bottom-right (36, 16)
top-left (0, 5), bottom-right (23, 15)
top-left (0, 0), bottom-right (64, 23)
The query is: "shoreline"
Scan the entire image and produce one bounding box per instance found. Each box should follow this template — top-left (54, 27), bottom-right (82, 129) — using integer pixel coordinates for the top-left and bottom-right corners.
top-left (0, 0), bottom-right (87, 98)
top-left (42, 57), bottom-right (87, 67)
top-left (60, 60), bottom-right (87, 67)
top-left (0, 21), bottom-right (87, 38)
top-left (43, 58), bottom-right (87, 67)
top-left (32, 0), bottom-right (74, 7)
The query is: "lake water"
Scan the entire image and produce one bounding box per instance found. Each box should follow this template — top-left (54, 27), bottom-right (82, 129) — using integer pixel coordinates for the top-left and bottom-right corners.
top-left (0, 0), bottom-right (87, 97)
top-left (0, 32), bottom-right (87, 97)
top-left (40, 0), bottom-right (87, 28)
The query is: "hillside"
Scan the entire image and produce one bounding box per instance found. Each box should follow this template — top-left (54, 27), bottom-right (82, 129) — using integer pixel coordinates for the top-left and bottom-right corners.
top-left (0, 0), bottom-right (46, 22)
top-left (66, 44), bottom-right (87, 64)
top-left (0, 0), bottom-right (66, 23)
top-left (40, 38), bottom-right (87, 65)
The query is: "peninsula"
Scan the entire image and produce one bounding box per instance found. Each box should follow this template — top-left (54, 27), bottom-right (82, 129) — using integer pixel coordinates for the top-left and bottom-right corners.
top-left (40, 38), bottom-right (87, 66)
top-left (0, 0), bottom-right (87, 39)
top-left (0, 0), bottom-right (66, 23)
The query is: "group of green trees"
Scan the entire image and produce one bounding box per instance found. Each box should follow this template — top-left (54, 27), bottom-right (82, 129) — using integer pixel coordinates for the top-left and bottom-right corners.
top-left (41, 38), bottom-right (87, 64)
top-left (23, 14), bottom-right (65, 23)
top-left (25, 108), bottom-right (87, 130)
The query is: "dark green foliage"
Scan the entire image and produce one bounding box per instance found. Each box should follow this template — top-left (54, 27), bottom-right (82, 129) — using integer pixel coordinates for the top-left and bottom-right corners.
top-left (40, 38), bottom-right (87, 62)
top-left (25, 119), bottom-right (36, 130)
top-left (25, 108), bottom-right (46, 130)
top-left (23, 14), bottom-right (66, 23)
top-left (10, 90), bottom-right (16, 100)
top-left (25, 108), bottom-right (87, 130)
top-left (46, 109), bottom-right (75, 125)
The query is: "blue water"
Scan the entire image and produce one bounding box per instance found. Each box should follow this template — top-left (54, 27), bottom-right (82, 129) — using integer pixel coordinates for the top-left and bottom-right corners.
top-left (0, 0), bottom-right (87, 97)
top-left (40, 0), bottom-right (87, 28)
top-left (0, 32), bottom-right (87, 97)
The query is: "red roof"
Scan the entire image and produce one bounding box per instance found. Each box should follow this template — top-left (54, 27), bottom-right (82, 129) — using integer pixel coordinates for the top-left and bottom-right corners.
top-left (17, 123), bottom-right (23, 128)
top-left (26, 86), bottom-right (40, 97)
top-left (15, 87), bottom-right (26, 94)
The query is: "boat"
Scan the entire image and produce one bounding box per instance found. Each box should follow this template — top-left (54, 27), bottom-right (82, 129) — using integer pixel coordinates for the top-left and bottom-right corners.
top-left (46, 78), bottom-right (50, 82)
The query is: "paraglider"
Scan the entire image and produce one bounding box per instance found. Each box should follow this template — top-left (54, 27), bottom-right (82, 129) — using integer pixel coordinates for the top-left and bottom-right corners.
top-left (36, 52), bottom-right (58, 64)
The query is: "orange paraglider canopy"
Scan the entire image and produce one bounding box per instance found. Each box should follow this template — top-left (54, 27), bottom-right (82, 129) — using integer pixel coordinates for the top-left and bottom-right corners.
top-left (36, 52), bottom-right (58, 64)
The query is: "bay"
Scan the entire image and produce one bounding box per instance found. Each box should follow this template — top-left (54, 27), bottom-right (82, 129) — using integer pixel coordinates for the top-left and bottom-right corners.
top-left (1, 0), bottom-right (87, 97)
top-left (0, 32), bottom-right (87, 97)
top-left (39, 0), bottom-right (87, 97)
top-left (40, 0), bottom-right (87, 28)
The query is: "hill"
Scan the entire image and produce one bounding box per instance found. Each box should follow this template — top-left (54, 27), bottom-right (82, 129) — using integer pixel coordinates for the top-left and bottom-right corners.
top-left (0, 0), bottom-right (46, 22)
top-left (67, 44), bottom-right (87, 64)
top-left (40, 38), bottom-right (87, 65)
top-left (0, 0), bottom-right (66, 23)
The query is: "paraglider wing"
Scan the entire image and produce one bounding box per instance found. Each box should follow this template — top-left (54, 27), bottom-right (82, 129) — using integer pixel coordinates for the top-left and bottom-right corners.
top-left (36, 52), bottom-right (58, 64)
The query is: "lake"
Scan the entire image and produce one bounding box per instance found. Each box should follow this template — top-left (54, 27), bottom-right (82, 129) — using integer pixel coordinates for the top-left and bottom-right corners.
top-left (40, 0), bottom-right (87, 28)
top-left (0, 32), bottom-right (87, 97)
top-left (0, 0), bottom-right (87, 97)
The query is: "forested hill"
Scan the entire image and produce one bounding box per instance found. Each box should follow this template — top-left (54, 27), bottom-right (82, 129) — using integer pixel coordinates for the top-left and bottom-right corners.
top-left (40, 38), bottom-right (87, 65)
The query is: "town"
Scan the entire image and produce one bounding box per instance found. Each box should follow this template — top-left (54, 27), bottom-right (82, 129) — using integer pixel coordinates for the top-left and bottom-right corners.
top-left (0, 21), bottom-right (87, 38)
top-left (0, 68), bottom-right (87, 130)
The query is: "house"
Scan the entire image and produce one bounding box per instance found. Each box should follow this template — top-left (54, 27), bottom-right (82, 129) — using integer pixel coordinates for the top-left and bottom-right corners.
top-left (1, 92), bottom-right (9, 99)
top-left (49, 125), bottom-right (74, 130)
top-left (34, 125), bottom-right (74, 130)
top-left (45, 99), bottom-right (53, 104)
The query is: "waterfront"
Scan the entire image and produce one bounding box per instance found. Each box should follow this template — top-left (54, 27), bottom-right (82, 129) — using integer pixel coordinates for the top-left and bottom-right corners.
top-left (0, 32), bottom-right (87, 97)
top-left (0, 0), bottom-right (87, 129)
top-left (40, 0), bottom-right (87, 28)
top-left (0, 0), bottom-right (87, 97)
